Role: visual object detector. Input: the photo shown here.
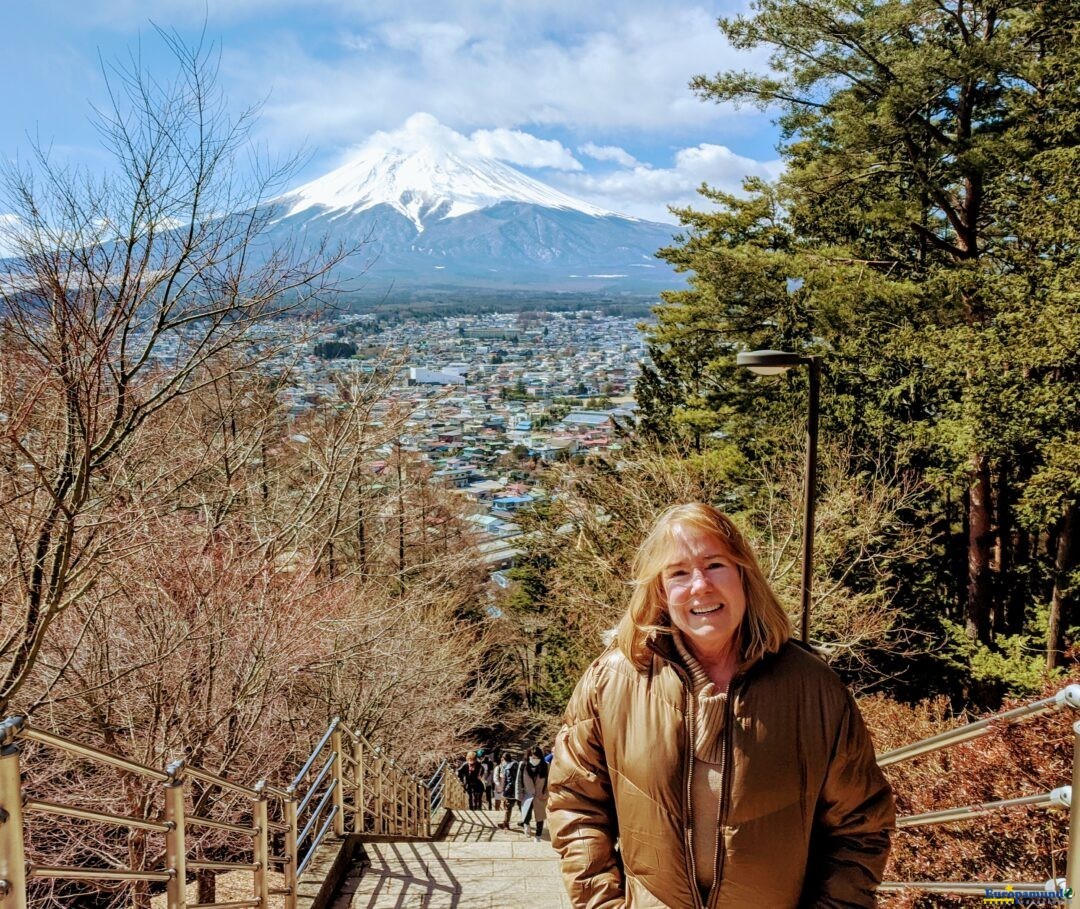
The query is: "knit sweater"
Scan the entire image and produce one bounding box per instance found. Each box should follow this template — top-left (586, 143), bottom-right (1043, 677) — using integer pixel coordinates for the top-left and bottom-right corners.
top-left (672, 633), bottom-right (729, 897)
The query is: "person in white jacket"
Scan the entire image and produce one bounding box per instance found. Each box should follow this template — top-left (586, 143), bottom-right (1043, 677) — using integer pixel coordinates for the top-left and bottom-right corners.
top-left (517, 746), bottom-right (550, 842)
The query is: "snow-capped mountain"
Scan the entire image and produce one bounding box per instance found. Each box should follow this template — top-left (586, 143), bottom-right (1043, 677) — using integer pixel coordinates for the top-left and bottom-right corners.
top-left (281, 143), bottom-right (618, 231)
top-left (265, 120), bottom-right (678, 292)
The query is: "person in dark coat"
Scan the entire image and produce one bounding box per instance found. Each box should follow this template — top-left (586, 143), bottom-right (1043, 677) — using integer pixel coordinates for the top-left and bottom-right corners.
top-left (496, 751), bottom-right (520, 828)
top-left (457, 750), bottom-right (485, 810)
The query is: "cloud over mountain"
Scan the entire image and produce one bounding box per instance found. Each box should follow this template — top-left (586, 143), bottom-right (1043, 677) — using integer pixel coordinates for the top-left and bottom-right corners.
top-left (304, 115), bottom-right (783, 224)
top-left (266, 119), bottom-right (679, 291)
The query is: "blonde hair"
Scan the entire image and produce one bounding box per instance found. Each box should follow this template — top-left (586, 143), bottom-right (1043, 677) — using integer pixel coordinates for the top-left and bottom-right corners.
top-left (615, 502), bottom-right (790, 670)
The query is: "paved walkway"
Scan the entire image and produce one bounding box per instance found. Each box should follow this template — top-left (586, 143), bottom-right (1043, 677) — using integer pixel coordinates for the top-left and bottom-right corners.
top-left (331, 809), bottom-right (570, 909)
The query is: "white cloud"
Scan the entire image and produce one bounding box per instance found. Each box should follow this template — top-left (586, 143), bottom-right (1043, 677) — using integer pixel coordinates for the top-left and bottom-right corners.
top-left (351, 113), bottom-right (581, 171)
top-left (302, 114), bottom-right (780, 221)
top-left (471, 129), bottom-right (582, 171)
top-left (1, 2), bottom-right (783, 221)
top-left (0, 214), bottom-right (24, 258)
top-left (552, 144), bottom-right (784, 222)
top-left (376, 20), bottom-right (471, 57)
top-left (218, 4), bottom-right (773, 149)
top-left (579, 143), bottom-right (638, 168)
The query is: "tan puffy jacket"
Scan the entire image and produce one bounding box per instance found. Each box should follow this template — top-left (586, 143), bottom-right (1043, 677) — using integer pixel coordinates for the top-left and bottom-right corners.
top-left (548, 638), bottom-right (894, 909)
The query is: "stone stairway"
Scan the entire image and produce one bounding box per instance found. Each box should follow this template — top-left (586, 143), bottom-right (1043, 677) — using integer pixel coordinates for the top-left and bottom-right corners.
top-left (330, 809), bottom-right (570, 908)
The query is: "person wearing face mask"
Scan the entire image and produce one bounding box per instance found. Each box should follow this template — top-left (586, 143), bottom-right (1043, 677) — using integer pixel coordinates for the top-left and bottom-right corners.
top-left (517, 746), bottom-right (550, 842)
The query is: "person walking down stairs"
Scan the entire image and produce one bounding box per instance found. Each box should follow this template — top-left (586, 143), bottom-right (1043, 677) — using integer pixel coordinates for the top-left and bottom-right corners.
top-left (496, 751), bottom-right (520, 829)
top-left (480, 751), bottom-right (495, 810)
top-left (517, 746), bottom-right (549, 842)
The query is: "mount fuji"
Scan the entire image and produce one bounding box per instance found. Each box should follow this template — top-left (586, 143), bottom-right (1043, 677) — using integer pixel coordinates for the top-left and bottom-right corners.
top-left (264, 122), bottom-right (678, 293)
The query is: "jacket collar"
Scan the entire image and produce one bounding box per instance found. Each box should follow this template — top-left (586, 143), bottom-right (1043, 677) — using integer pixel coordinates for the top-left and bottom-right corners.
top-left (644, 627), bottom-right (679, 663)
top-left (645, 628), bottom-right (791, 683)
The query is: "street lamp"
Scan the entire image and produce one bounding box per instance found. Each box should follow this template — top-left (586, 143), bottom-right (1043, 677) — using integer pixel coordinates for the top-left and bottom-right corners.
top-left (735, 349), bottom-right (821, 644)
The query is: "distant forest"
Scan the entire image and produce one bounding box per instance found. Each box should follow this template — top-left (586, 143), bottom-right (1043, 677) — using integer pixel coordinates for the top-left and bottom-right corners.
top-left (339, 289), bottom-right (659, 323)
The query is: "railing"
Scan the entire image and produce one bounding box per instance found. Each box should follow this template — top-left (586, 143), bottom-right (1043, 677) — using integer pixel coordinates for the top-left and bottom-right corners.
top-left (0, 715), bottom-right (456, 908)
top-left (878, 684), bottom-right (1080, 899)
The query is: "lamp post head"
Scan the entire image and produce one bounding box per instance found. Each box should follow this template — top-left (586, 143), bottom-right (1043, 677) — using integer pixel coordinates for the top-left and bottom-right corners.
top-left (736, 349), bottom-right (806, 376)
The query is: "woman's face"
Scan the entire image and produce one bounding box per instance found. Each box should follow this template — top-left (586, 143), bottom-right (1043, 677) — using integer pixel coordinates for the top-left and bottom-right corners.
top-left (659, 523), bottom-right (746, 663)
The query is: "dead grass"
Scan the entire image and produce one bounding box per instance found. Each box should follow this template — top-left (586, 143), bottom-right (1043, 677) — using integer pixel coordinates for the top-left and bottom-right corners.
top-left (147, 871), bottom-right (286, 909)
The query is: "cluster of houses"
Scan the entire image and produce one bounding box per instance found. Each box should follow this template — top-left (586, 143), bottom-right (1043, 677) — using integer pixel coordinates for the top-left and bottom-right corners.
top-left (278, 308), bottom-right (648, 580)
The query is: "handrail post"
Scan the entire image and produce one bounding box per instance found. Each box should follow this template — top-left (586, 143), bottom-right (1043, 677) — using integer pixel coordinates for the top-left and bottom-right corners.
top-left (409, 781), bottom-right (416, 837)
top-left (283, 796), bottom-right (298, 909)
top-left (374, 752), bottom-right (384, 835)
top-left (252, 783), bottom-right (269, 909)
top-left (352, 738), bottom-right (363, 835)
top-left (413, 781), bottom-right (420, 837)
top-left (396, 772), bottom-right (405, 835)
top-left (0, 718), bottom-right (27, 909)
top-left (425, 781), bottom-right (432, 838)
top-left (1067, 721), bottom-right (1080, 903)
top-left (330, 729), bottom-right (346, 838)
top-left (164, 760), bottom-right (187, 909)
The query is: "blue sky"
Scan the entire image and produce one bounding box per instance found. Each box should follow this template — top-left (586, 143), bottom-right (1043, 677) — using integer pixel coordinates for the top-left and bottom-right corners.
top-left (1, 1), bottom-right (783, 222)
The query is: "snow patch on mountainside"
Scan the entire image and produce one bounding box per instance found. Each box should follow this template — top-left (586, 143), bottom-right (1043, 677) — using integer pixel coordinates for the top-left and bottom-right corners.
top-left (281, 113), bottom-right (623, 231)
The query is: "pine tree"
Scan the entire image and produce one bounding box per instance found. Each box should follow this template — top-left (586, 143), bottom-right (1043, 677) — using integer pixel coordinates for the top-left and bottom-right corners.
top-left (642, 0), bottom-right (1080, 680)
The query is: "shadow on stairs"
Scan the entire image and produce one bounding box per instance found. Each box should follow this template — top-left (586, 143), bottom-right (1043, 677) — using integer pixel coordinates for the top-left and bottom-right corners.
top-left (311, 809), bottom-right (569, 909)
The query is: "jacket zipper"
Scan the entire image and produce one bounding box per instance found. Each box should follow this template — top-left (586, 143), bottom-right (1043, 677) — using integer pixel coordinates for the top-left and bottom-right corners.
top-left (649, 643), bottom-right (747, 909)
top-left (678, 664), bottom-right (705, 909)
top-left (706, 680), bottom-right (739, 909)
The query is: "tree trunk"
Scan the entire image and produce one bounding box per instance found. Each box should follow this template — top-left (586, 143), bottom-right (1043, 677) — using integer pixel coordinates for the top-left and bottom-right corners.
top-left (1047, 505), bottom-right (1076, 670)
top-left (1006, 522), bottom-right (1030, 636)
top-left (993, 464), bottom-right (1010, 638)
top-left (128, 828), bottom-right (150, 909)
top-left (198, 869), bottom-right (216, 905)
top-left (357, 491), bottom-right (367, 579)
top-left (966, 454), bottom-right (993, 642)
top-left (397, 455), bottom-right (406, 579)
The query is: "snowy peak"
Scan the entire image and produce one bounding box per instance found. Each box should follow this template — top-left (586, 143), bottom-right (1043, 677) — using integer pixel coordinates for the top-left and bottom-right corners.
top-left (281, 116), bottom-right (622, 231)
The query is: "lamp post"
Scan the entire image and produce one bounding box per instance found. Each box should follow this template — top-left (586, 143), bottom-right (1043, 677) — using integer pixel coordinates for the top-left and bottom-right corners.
top-left (735, 350), bottom-right (821, 644)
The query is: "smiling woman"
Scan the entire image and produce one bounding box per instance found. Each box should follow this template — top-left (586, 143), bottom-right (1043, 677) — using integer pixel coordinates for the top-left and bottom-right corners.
top-left (658, 523), bottom-right (748, 688)
top-left (548, 502), bottom-right (895, 909)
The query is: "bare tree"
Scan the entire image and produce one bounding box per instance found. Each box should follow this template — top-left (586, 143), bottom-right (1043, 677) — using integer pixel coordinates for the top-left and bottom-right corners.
top-left (0, 31), bottom-right (353, 711)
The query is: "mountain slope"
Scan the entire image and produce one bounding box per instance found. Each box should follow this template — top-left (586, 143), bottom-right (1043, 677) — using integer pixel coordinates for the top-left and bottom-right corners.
top-left (266, 132), bottom-right (678, 291)
top-left (281, 143), bottom-right (617, 230)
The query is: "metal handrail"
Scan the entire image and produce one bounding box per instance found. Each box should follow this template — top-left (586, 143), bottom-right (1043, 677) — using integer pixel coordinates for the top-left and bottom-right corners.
top-left (29, 865), bottom-right (172, 883)
top-left (879, 880), bottom-right (1064, 894)
top-left (0, 713), bottom-right (442, 909)
top-left (877, 684), bottom-right (1080, 767)
top-left (297, 806), bottom-right (338, 877)
top-left (879, 685), bottom-right (1080, 897)
top-left (186, 815), bottom-right (259, 837)
top-left (24, 798), bottom-right (170, 833)
top-left (427, 761), bottom-right (446, 790)
top-left (896, 788), bottom-right (1070, 829)
top-left (190, 901), bottom-right (260, 909)
top-left (296, 751), bottom-right (337, 817)
top-left (428, 760), bottom-right (448, 812)
top-left (20, 725), bottom-right (170, 783)
top-left (186, 765), bottom-right (260, 799)
top-left (187, 860), bottom-right (259, 873)
top-left (349, 726), bottom-right (425, 784)
top-left (298, 780), bottom-right (338, 846)
top-left (289, 718), bottom-right (340, 793)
